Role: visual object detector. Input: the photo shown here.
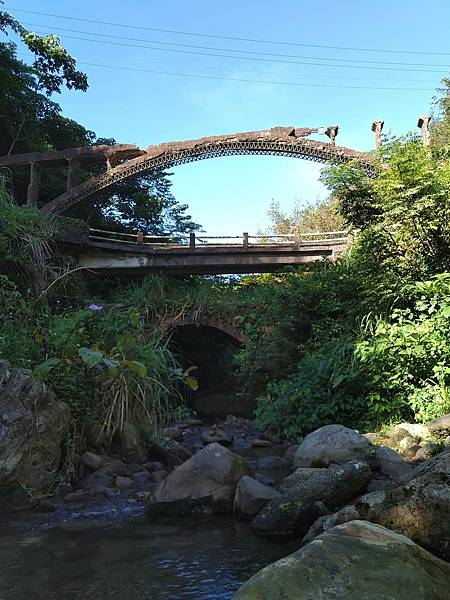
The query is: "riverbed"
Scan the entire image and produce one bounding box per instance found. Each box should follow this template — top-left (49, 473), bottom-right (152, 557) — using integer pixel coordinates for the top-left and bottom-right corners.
top-left (0, 510), bottom-right (297, 599)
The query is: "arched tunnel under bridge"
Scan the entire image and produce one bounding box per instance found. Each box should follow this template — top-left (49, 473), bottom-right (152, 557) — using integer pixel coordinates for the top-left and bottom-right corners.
top-left (169, 323), bottom-right (255, 418)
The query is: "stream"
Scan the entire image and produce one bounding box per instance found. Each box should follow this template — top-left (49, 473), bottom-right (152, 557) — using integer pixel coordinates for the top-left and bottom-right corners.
top-left (0, 511), bottom-right (297, 599)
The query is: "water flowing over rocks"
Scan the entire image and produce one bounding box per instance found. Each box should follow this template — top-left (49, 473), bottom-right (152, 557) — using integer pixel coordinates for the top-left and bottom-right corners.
top-left (0, 361), bottom-right (71, 496)
top-left (147, 443), bottom-right (253, 517)
top-left (251, 460), bottom-right (371, 537)
top-left (233, 520), bottom-right (450, 600)
top-left (293, 424), bottom-right (375, 468)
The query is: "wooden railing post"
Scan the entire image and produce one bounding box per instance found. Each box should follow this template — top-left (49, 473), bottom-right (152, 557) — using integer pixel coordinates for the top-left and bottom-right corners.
top-left (137, 231), bottom-right (144, 244)
top-left (243, 232), bottom-right (249, 250)
top-left (189, 232), bottom-right (196, 249)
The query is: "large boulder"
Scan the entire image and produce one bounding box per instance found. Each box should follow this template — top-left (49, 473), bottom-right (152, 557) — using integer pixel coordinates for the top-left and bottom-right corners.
top-left (251, 460), bottom-right (371, 537)
top-left (374, 446), bottom-right (416, 483)
top-left (147, 443), bottom-right (253, 516)
top-left (293, 424), bottom-right (375, 468)
top-left (427, 414), bottom-right (450, 438)
top-left (233, 520), bottom-right (450, 600)
top-left (0, 361), bottom-right (71, 494)
top-left (233, 476), bottom-right (281, 519)
top-left (364, 448), bottom-right (450, 561)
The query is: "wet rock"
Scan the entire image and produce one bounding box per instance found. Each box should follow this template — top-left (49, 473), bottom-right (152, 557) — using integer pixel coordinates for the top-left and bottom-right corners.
top-left (252, 439), bottom-right (273, 448)
top-left (131, 471), bottom-right (150, 484)
top-left (280, 468), bottom-right (326, 493)
top-left (293, 424), bottom-right (375, 468)
top-left (0, 361), bottom-right (71, 494)
top-left (135, 490), bottom-right (151, 501)
top-left (79, 471), bottom-right (113, 493)
top-left (99, 458), bottom-right (127, 477)
top-left (80, 451), bottom-right (104, 471)
top-left (283, 444), bottom-right (300, 465)
top-left (233, 476), bottom-right (281, 519)
top-left (254, 473), bottom-right (275, 487)
top-left (374, 446), bottom-right (415, 483)
top-left (251, 460), bottom-right (371, 538)
top-left (233, 520), bottom-right (450, 600)
top-left (366, 449), bottom-right (450, 561)
top-left (150, 443), bottom-right (192, 467)
top-left (115, 475), bottom-right (133, 489)
top-left (201, 427), bottom-right (232, 445)
top-left (126, 463), bottom-right (144, 474)
top-left (63, 491), bottom-right (87, 503)
top-left (147, 443), bottom-right (253, 517)
top-left (427, 414), bottom-right (450, 438)
top-left (143, 461), bottom-right (164, 473)
top-left (257, 456), bottom-right (285, 470)
top-left (152, 470), bottom-right (167, 483)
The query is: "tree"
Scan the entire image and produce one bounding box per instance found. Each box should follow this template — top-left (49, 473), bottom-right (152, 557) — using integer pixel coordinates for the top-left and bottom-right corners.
top-left (263, 196), bottom-right (345, 237)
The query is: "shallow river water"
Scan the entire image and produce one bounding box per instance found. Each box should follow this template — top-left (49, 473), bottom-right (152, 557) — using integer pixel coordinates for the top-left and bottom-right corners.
top-left (0, 511), bottom-right (297, 600)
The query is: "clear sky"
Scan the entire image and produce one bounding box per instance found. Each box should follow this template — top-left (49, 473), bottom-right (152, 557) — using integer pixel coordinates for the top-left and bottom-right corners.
top-left (5, 0), bottom-right (450, 234)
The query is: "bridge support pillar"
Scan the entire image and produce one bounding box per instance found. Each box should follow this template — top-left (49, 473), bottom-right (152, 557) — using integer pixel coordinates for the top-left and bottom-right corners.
top-left (371, 120), bottom-right (384, 149)
top-left (189, 232), bottom-right (196, 249)
top-left (26, 161), bottom-right (41, 207)
top-left (417, 115), bottom-right (432, 146)
top-left (66, 158), bottom-right (81, 191)
top-left (325, 125), bottom-right (339, 145)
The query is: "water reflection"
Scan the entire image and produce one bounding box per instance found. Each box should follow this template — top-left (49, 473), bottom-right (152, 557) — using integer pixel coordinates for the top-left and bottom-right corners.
top-left (0, 514), bottom-right (297, 599)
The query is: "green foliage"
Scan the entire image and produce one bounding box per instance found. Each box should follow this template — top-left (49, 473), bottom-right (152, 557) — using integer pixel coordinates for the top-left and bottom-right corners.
top-left (262, 196), bottom-right (345, 236)
top-left (356, 275), bottom-right (450, 423)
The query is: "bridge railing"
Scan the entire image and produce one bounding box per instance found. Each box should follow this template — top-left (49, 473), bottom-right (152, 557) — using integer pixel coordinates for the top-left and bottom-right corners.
top-left (88, 228), bottom-right (352, 249)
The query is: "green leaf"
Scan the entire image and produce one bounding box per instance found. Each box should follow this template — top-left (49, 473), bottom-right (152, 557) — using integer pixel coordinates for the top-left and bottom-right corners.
top-left (78, 347), bottom-right (104, 368)
top-left (123, 360), bottom-right (147, 378)
top-left (33, 358), bottom-right (62, 380)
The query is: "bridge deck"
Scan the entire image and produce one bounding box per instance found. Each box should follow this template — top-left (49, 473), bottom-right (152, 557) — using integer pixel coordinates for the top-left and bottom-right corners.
top-left (58, 230), bottom-right (350, 275)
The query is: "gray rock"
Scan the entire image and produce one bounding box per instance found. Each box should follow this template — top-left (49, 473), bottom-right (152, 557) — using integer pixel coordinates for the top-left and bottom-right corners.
top-left (251, 460), bottom-right (371, 537)
top-left (233, 520), bottom-right (450, 600)
top-left (201, 428), bottom-right (232, 445)
top-left (388, 423), bottom-right (431, 443)
top-left (257, 456), bottom-right (285, 470)
top-left (251, 439), bottom-right (272, 448)
top-left (293, 424), bottom-right (375, 468)
top-left (302, 504), bottom-right (359, 544)
top-left (374, 446), bottom-right (415, 483)
top-left (147, 443), bottom-right (253, 516)
top-left (131, 471), bottom-right (150, 484)
top-left (280, 468), bottom-right (326, 493)
top-left (115, 475), bottom-right (133, 489)
top-left (80, 451), bottom-right (104, 471)
top-left (0, 361), bottom-right (71, 494)
top-left (283, 444), bottom-right (299, 465)
top-left (367, 449), bottom-right (450, 560)
top-left (163, 426), bottom-right (182, 440)
top-left (233, 476), bottom-right (281, 519)
top-left (99, 458), bottom-right (127, 477)
top-left (427, 414), bottom-right (450, 438)
top-left (79, 471), bottom-right (113, 492)
top-left (414, 443), bottom-right (439, 461)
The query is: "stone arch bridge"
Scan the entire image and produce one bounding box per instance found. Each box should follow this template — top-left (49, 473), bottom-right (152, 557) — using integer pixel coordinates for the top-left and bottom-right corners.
top-left (0, 124), bottom-right (374, 212)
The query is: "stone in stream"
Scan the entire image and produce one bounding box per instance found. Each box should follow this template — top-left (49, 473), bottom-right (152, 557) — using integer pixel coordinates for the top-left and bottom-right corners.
top-left (279, 467), bottom-right (326, 493)
top-left (80, 451), bottom-right (104, 471)
top-left (201, 427), bottom-right (232, 445)
top-left (427, 413), bottom-right (450, 438)
top-left (251, 460), bottom-right (371, 538)
top-left (0, 361), bottom-right (71, 495)
top-left (233, 520), bottom-right (450, 600)
top-left (293, 424), bottom-right (375, 468)
top-left (233, 476), bottom-right (281, 519)
top-left (147, 443), bottom-right (253, 517)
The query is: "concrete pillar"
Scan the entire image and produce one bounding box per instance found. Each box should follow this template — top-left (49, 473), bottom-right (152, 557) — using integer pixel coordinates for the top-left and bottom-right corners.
top-left (26, 162), bottom-right (41, 207)
top-left (417, 115), bottom-right (432, 146)
top-left (325, 125), bottom-right (339, 145)
top-left (189, 232), bottom-right (196, 249)
top-left (243, 232), bottom-right (249, 250)
top-left (371, 120), bottom-right (384, 150)
top-left (66, 158), bottom-right (80, 191)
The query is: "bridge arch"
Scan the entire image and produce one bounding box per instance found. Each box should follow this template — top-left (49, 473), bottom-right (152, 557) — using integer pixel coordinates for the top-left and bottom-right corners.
top-left (42, 127), bottom-right (372, 215)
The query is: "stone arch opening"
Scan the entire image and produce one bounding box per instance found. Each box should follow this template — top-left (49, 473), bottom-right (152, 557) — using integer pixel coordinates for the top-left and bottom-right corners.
top-left (169, 324), bottom-right (254, 418)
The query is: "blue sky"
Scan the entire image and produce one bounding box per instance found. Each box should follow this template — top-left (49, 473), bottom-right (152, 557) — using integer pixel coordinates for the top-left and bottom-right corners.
top-left (5, 0), bottom-right (450, 234)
